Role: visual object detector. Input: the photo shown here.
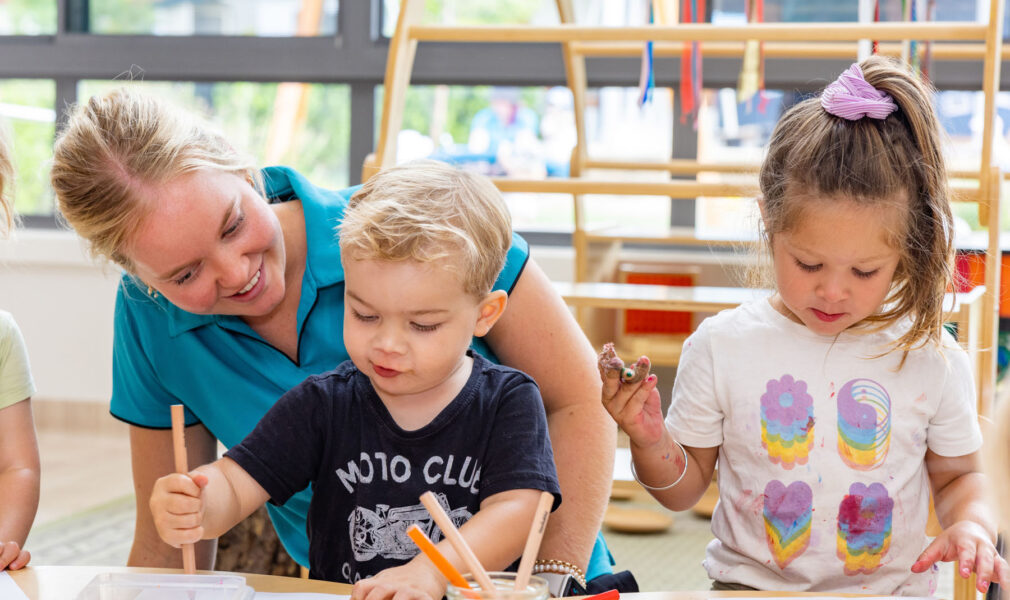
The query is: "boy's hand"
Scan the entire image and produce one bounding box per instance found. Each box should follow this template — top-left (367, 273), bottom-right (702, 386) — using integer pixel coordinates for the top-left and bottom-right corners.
top-left (911, 520), bottom-right (1010, 593)
top-left (149, 471), bottom-right (210, 548)
top-left (602, 372), bottom-right (665, 449)
top-left (351, 561), bottom-right (444, 600)
top-left (0, 541), bottom-right (29, 570)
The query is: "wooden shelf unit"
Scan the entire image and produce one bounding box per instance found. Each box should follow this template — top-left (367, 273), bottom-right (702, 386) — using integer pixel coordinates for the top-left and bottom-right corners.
top-left (367, 0), bottom-right (1004, 415)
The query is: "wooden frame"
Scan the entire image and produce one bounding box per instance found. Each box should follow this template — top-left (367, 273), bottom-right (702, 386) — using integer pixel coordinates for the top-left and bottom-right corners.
top-left (370, 2), bottom-right (1004, 596)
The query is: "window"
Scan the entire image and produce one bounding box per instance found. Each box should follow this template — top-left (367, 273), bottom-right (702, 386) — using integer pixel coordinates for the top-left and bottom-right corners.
top-left (89, 0), bottom-right (339, 36)
top-left (0, 2), bottom-right (56, 35)
top-left (1, 80), bottom-right (55, 217)
top-left (81, 80), bottom-right (350, 190)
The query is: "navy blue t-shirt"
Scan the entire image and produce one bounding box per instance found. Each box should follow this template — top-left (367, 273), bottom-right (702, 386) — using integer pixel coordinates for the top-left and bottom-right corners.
top-left (226, 352), bottom-right (561, 583)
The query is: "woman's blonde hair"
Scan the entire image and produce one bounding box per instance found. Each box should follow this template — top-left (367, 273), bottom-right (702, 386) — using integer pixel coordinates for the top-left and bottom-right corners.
top-left (340, 160), bottom-right (512, 298)
top-left (51, 87), bottom-right (261, 272)
top-left (0, 123), bottom-right (16, 238)
top-left (759, 55), bottom-right (953, 356)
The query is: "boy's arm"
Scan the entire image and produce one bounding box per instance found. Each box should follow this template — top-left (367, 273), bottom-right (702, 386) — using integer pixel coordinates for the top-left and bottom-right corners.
top-left (128, 424), bottom-right (219, 569)
top-left (914, 450), bottom-right (1010, 592)
top-left (150, 456), bottom-right (269, 547)
top-left (352, 488), bottom-right (543, 600)
top-left (0, 399), bottom-right (39, 569)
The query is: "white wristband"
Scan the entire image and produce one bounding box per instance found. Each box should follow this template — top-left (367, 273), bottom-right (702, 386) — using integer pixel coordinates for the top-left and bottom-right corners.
top-left (630, 439), bottom-right (689, 491)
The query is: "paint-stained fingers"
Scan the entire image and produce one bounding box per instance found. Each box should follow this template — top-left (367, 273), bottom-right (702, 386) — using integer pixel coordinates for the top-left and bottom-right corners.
top-left (974, 548), bottom-right (994, 592)
top-left (911, 537), bottom-right (947, 573)
top-left (958, 545), bottom-right (978, 580)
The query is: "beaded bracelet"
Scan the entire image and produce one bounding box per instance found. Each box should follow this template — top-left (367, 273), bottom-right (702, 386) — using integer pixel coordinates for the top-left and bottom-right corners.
top-left (531, 559), bottom-right (587, 587)
top-left (629, 439), bottom-right (689, 491)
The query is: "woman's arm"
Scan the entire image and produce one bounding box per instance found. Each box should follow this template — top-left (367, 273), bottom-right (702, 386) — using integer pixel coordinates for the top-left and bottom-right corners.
top-left (0, 399), bottom-right (39, 569)
top-left (127, 424), bottom-right (218, 569)
top-left (484, 259), bottom-right (613, 572)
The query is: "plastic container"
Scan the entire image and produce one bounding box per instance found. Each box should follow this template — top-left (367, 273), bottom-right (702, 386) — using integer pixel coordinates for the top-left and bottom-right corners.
top-left (445, 572), bottom-right (548, 600)
top-left (75, 573), bottom-right (255, 600)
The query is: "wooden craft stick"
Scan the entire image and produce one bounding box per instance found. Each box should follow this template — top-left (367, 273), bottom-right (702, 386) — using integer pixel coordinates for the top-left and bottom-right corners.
top-left (419, 491), bottom-right (497, 596)
top-left (406, 524), bottom-right (471, 589)
top-left (170, 404), bottom-right (197, 574)
top-left (514, 491), bottom-right (555, 590)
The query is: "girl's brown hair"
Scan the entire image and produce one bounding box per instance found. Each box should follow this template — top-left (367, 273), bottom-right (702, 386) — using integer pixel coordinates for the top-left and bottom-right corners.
top-left (759, 55), bottom-right (953, 356)
top-left (51, 87), bottom-right (261, 272)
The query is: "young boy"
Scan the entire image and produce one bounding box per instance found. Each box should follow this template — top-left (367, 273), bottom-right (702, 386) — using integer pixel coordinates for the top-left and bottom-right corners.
top-left (149, 160), bottom-right (561, 599)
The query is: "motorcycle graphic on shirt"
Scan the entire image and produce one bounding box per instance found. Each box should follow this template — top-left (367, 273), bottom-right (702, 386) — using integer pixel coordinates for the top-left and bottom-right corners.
top-left (348, 492), bottom-right (473, 561)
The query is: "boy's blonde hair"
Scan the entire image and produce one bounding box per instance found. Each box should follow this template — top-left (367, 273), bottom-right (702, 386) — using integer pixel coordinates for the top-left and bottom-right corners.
top-left (340, 160), bottom-right (512, 298)
top-left (51, 87), bottom-right (261, 272)
top-left (0, 123), bottom-right (15, 238)
top-left (759, 55), bottom-right (953, 356)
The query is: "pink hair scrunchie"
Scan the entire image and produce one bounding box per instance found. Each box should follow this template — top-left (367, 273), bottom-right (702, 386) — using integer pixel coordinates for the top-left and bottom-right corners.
top-left (820, 63), bottom-right (898, 121)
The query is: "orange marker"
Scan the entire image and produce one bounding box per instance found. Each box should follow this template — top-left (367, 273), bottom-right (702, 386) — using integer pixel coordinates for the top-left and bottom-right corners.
top-left (407, 524), bottom-right (470, 589)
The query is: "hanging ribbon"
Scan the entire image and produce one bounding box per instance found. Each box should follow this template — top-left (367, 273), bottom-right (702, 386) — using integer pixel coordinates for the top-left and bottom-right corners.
top-left (922, 0), bottom-right (935, 83)
top-left (872, 0), bottom-right (880, 55)
top-left (908, 0), bottom-right (920, 75)
top-left (638, 1), bottom-right (655, 106)
top-left (737, 0), bottom-right (765, 108)
top-left (680, 0), bottom-right (705, 127)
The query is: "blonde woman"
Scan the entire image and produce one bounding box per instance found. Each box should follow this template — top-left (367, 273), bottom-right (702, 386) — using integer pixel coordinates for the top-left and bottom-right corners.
top-left (51, 88), bottom-right (614, 592)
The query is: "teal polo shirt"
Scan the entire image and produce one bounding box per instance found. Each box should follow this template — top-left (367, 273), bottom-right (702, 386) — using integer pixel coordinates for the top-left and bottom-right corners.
top-left (109, 166), bottom-right (530, 566)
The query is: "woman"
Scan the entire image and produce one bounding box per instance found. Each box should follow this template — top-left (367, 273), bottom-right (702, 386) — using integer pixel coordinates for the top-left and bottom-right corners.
top-left (50, 88), bottom-right (615, 590)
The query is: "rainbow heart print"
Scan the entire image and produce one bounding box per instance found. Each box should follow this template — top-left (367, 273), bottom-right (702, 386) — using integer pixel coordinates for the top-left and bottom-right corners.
top-left (836, 378), bottom-right (891, 471)
top-left (763, 480), bottom-right (813, 569)
top-left (836, 482), bottom-right (893, 574)
top-left (760, 375), bottom-right (815, 469)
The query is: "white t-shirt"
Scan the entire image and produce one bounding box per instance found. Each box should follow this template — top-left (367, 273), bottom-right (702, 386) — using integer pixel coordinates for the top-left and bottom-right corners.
top-left (0, 311), bottom-right (35, 410)
top-left (667, 299), bottom-right (981, 595)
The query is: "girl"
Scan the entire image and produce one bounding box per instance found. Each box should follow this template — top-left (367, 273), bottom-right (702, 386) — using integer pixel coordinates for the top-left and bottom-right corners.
top-left (0, 125), bottom-right (40, 571)
top-left (603, 56), bottom-right (1007, 595)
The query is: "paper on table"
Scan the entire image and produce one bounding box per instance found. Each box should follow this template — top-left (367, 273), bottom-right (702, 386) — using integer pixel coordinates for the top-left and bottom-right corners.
top-left (0, 572), bottom-right (30, 600)
top-left (254, 589), bottom-right (349, 593)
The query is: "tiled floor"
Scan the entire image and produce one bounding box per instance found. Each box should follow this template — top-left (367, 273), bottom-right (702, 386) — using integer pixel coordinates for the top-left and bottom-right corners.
top-left (28, 427), bottom-right (961, 598)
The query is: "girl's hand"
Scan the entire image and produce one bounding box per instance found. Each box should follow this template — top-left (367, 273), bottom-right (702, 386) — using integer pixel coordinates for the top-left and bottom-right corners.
top-left (351, 561), bottom-right (444, 600)
top-left (911, 520), bottom-right (1010, 593)
top-left (602, 373), bottom-right (665, 449)
top-left (0, 541), bottom-right (29, 570)
top-left (148, 471), bottom-right (210, 548)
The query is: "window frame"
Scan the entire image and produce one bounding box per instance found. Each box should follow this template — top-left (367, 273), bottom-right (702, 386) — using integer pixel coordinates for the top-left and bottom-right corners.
top-left (2, 0), bottom-right (1007, 242)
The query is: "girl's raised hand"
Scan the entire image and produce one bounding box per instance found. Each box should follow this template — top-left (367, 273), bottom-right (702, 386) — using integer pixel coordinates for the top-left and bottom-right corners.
top-left (601, 371), bottom-right (665, 450)
top-left (911, 520), bottom-right (1010, 593)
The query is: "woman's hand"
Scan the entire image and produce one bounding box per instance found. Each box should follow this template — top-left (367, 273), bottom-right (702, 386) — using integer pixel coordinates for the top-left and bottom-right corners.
top-left (602, 373), bottom-right (665, 450)
top-left (0, 541), bottom-right (29, 570)
top-left (911, 520), bottom-right (1010, 593)
top-left (351, 561), bottom-right (445, 600)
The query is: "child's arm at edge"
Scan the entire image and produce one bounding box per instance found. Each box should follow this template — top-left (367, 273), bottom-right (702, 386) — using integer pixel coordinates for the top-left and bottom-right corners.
top-left (0, 399), bottom-right (39, 570)
top-left (602, 371), bottom-right (719, 511)
top-left (149, 456), bottom-right (269, 549)
top-left (913, 450), bottom-right (1010, 592)
top-left (352, 488), bottom-right (543, 600)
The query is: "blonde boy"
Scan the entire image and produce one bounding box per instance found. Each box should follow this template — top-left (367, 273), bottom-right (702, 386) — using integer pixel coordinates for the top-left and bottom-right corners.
top-left (150, 160), bottom-right (560, 599)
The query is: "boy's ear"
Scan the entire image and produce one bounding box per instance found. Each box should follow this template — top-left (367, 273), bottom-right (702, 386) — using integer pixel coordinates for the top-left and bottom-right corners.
top-left (473, 290), bottom-right (508, 337)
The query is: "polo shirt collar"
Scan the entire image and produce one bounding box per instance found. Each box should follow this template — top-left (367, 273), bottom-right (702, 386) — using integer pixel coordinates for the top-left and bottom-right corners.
top-left (160, 166), bottom-right (355, 337)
